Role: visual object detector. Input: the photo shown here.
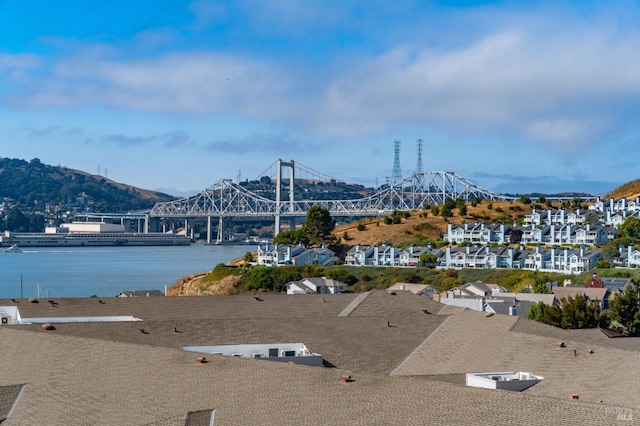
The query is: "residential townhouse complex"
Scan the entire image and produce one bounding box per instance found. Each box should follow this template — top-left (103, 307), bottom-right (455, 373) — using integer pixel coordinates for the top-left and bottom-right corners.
top-left (257, 243), bottom-right (337, 267)
top-left (442, 244), bottom-right (602, 273)
top-left (256, 198), bottom-right (640, 274)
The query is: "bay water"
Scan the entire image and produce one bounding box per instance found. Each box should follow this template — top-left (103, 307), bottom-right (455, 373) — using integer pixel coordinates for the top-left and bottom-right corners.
top-left (0, 244), bottom-right (257, 298)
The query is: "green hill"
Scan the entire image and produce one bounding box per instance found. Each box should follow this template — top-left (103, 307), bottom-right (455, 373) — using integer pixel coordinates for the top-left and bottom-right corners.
top-left (0, 157), bottom-right (175, 231)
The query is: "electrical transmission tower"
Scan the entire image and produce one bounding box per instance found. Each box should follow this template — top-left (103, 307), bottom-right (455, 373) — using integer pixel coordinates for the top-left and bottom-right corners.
top-left (415, 139), bottom-right (423, 174)
top-left (391, 140), bottom-right (402, 185)
top-left (413, 139), bottom-right (425, 191)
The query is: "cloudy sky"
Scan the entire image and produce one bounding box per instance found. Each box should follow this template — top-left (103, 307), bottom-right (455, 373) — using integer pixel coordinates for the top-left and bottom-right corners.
top-left (1, 0), bottom-right (639, 196)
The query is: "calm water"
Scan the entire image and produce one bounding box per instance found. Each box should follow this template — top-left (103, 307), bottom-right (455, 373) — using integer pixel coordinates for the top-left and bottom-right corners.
top-left (0, 244), bottom-right (256, 298)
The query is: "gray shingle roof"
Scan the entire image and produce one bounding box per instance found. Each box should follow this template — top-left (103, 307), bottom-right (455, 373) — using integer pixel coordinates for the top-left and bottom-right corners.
top-left (1, 291), bottom-right (638, 425)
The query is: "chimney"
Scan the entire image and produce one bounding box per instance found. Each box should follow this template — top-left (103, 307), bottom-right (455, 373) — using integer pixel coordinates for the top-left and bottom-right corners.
top-left (580, 245), bottom-right (585, 257)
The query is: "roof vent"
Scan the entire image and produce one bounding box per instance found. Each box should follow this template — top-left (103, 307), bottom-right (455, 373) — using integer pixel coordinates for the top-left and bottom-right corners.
top-left (340, 374), bottom-right (353, 384)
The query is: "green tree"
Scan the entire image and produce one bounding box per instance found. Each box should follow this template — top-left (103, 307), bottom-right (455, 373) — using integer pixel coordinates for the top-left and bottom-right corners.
top-left (273, 229), bottom-right (305, 245)
top-left (618, 217), bottom-right (640, 240)
top-left (324, 269), bottom-right (357, 285)
top-left (608, 284), bottom-right (640, 335)
top-left (559, 294), bottom-right (599, 329)
top-left (3, 208), bottom-right (30, 232)
top-left (571, 197), bottom-right (583, 210)
top-left (601, 242), bottom-right (622, 264)
top-left (243, 251), bottom-right (253, 268)
top-left (271, 267), bottom-right (302, 292)
top-left (301, 206), bottom-right (335, 246)
top-left (527, 301), bottom-right (546, 321)
top-left (440, 205), bottom-right (452, 218)
top-left (244, 265), bottom-right (274, 291)
top-left (420, 252), bottom-right (438, 268)
top-left (456, 199), bottom-right (467, 216)
top-left (533, 282), bottom-right (551, 294)
top-left (537, 303), bottom-right (562, 327)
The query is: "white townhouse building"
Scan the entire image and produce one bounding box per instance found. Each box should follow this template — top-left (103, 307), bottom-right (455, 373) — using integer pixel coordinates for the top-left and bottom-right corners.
top-left (290, 246), bottom-right (337, 266)
top-left (286, 277), bottom-right (348, 295)
top-left (257, 244), bottom-right (336, 267)
top-left (257, 244), bottom-right (307, 266)
top-left (444, 223), bottom-right (511, 244)
top-left (398, 246), bottom-right (442, 267)
top-left (627, 245), bottom-right (640, 268)
top-left (442, 245), bottom-right (526, 270)
top-left (590, 197), bottom-right (640, 215)
top-left (344, 244), bottom-right (375, 266)
top-left (370, 245), bottom-right (400, 266)
top-left (520, 223), bottom-right (612, 246)
top-left (440, 244), bottom-right (601, 274)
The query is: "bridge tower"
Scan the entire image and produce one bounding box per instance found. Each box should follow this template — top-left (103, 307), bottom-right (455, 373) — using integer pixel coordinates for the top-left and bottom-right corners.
top-left (275, 159), bottom-right (295, 236)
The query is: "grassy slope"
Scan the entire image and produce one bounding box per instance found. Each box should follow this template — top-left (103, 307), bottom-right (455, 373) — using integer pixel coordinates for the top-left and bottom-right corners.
top-left (606, 179), bottom-right (640, 200)
top-left (333, 200), bottom-right (532, 246)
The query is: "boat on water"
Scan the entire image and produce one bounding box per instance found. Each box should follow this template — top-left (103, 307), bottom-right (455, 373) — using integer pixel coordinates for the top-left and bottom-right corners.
top-left (3, 244), bottom-right (21, 253)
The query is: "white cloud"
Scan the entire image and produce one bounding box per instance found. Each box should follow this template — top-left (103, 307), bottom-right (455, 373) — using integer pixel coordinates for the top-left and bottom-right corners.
top-left (5, 3), bottom-right (640, 159)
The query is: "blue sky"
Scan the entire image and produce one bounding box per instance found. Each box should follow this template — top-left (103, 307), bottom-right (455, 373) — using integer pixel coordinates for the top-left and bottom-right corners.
top-left (1, 0), bottom-right (640, 196)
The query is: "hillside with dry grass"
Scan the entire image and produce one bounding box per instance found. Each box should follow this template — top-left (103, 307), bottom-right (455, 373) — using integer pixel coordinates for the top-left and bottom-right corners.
top-left (606, 179), bottom-right (640, 200)
top-left (333, 200), bottom-right (535, 246)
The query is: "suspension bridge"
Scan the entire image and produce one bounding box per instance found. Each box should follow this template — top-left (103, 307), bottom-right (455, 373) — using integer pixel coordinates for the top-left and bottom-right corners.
top-left (144, 159), bottom-right (514, 243)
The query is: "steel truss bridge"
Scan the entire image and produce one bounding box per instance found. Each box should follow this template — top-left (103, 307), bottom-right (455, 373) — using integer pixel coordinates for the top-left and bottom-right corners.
top-left (147, 159), bottom-right (515, 243)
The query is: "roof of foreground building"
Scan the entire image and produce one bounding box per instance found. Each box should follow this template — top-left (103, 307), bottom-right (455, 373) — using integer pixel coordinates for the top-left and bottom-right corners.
top-left (0, 291), bottom-right (638, 425)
